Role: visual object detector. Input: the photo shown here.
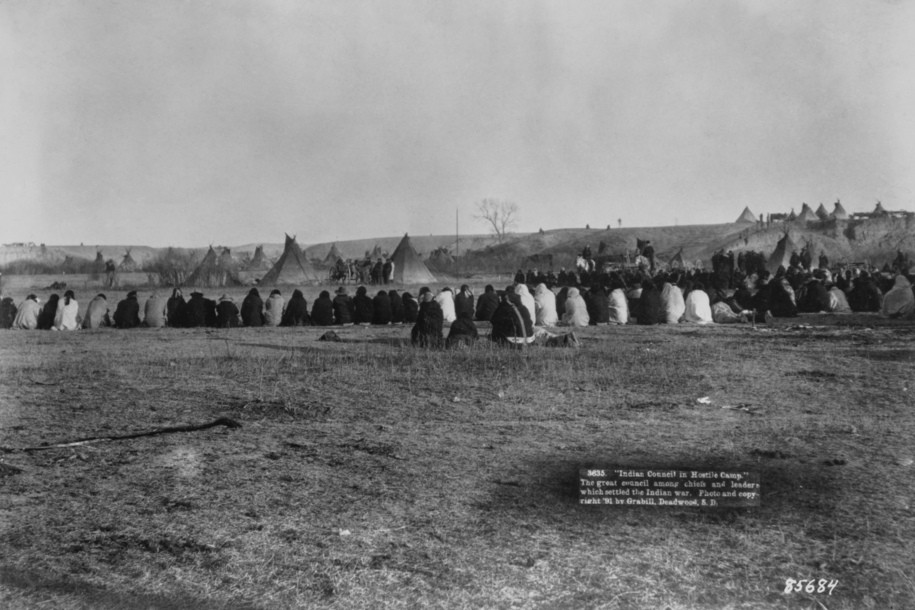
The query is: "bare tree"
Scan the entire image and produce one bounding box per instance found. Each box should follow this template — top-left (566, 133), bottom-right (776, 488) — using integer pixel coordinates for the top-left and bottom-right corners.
top-left (475, 199), bottom-right (519, 243)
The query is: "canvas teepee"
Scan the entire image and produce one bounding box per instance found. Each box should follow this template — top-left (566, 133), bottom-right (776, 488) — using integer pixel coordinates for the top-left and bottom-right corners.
top-left (797, 203), bottom-right (817, 223)
top-left (390, 233), bottom-right (437, 284)
top-left (787, 208), bottom-right (797, 221)
top-left (735, 207), bottom-right (756, 223)
top-left (831, 200), bottom-right (848, 220)
top-left (259, 234), bottom-right (321, 285)
top-left (815, 203), bottom-right (830, 220)
top-left (247, 245), bottom-right (271, 271)
top-left (118, 248), bottom-right (139, 272)
top-left (186, 246), bottom-right (242, 288)
top-left (872, 201), bottom-right (887, 217)
top-left (767, 233), bottom-right (798, 273)
top-left (669, 248), bottom-right (687, 269)
top-left (219, 247), bottom-right (235, 267)
top-left (323, 243), bottom-right (343, 265)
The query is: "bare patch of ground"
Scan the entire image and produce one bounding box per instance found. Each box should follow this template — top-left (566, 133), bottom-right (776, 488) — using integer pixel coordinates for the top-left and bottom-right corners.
top-left (1, 315), bottom-right (914, 608)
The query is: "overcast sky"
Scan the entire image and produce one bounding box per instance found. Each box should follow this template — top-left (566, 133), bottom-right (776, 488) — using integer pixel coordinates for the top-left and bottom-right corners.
top-left (2, 0), bottom-right (913, 247)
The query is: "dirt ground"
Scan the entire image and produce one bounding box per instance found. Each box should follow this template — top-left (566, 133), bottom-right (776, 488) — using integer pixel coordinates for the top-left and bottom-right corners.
top-left (1, 307), bottom-right (914, 609)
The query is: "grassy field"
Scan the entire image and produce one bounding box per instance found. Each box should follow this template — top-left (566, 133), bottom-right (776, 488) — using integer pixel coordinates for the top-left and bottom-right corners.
top-left (1, 310), bottom-right (914, 609)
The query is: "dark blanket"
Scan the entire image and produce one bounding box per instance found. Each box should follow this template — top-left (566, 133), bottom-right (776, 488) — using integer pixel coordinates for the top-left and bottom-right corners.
top-left (769, 281), bottom-right (798, 317)
top-left (372, 292), bottom-right (392, 324)
top-left (490, 294), bottom-right (533, 344)
top-left (240, 290), bottom-right (264, 326)
top-left (402, 293), bottom-right (419, 324)
top-left (797, 280), bottom-right (830, 313)
top-left (848, 278), bottom-right (882, 312)
top-left (1, 297), bottom-right (18, 329)
top-left (636, 285), bottom-right (661, 325)
top-left (37, 295), bottom-right (59, 330)
top-left (166, 295), bottom-right (187, 327)
top-left (587, 289), bottom-right (610, 325)
top-left (216, 301), bottom-right (241, 328)
top-left (411, 300), bottom-right (444, 347)
top-left (184, 294), bottom-right (209, 328)
top-left (474, 289), bottom-right (499, 322)
top-left (333, 294), bottom-right (354, 325)
top-left (446, 314), bottom-right (478, 348)
top-left (281, 290), bottom-right (311, 326)
top-left (311, 292), bottom-right (335, 326)
top-left (353, 287), bottom-right (374, 324)
top-left (113, 296), bottom-right (141, 329)
top-left (455, 291), bottom-right (474, 320)
top-left (388, 291), bottom-right (405, 324)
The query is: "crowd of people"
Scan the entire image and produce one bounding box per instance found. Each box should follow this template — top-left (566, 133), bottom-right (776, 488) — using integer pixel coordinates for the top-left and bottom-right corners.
top-left (330, 257), bottom-right (395, 285)
top-left (2, 252), bottom-right (914, 345)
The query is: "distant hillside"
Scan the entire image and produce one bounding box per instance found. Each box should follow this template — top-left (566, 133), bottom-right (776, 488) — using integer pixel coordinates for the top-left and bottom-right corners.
top-left (3, 215), bottom-right (912, 275)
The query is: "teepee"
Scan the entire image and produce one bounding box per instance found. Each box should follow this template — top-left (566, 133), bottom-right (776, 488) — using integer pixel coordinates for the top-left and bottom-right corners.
top-left (186, 246), bottom-right (242, 288)
top-left (669, 248), bottom-right (687, 269)
top-left (323, 243), bottom-right (343, 265)
top-left (797, 203), bottom-right (817, 223)
top-left (767, 233), bottom-right (798, 274)
top-left (735, 207), bottom-right (756, 223)
top-left (873, 201), bottom-right (888, 217)
top-left (118, 248), bottom-right (139, 272)
top-left (390, 234), bottom-right (437, 284)
top-left (831, 200), bottom-right (848, 220)
top-left (247, 245), bottom-right (271, 270)
top-left (815, 203), bottom-right (830, 220)
top-left (259, 234), bottom-right (321, 285)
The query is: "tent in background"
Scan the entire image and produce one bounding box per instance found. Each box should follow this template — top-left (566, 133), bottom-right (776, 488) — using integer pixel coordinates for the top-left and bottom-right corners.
top-left (735, 207), bottom-right (756, 223)
top-left (118, 248), bottom-right (139, 272)
top-left (259, 234), bottom-right (321, 285)
top-left (246, 245), bottom-right (272, 271)
top-left (796, 203), bottom-right (817, 223)
top-left (831, 200), bottom-right (848, 220)
top-left (324, 243), bottom-right (343, 265)
top-left (767, 233), bottom-right (798, 274)
top-left (390, 233), bottom-right (437, 284)
top-left (186, 246), bottom-right (243, 287)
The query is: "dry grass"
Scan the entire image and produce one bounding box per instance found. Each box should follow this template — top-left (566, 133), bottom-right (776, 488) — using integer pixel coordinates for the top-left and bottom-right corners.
top-left (1, 315), bottom-right (914, 609)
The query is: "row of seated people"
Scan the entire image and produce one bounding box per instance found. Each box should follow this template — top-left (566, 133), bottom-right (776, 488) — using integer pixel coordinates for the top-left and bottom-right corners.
top-left (3, 268), bottom-right (913, 331)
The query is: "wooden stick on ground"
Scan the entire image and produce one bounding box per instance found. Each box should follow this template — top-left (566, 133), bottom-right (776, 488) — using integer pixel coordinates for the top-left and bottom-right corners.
top-left (1, 417), bottom-right (242, 453)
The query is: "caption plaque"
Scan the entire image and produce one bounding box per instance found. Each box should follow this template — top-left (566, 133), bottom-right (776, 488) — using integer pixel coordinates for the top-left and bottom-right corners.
top-left (579, 468), bottom-right (760, 508)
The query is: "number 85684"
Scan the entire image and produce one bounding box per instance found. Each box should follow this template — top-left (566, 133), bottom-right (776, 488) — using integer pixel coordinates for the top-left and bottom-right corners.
top-left (784, 578), bottom-right (838, 595)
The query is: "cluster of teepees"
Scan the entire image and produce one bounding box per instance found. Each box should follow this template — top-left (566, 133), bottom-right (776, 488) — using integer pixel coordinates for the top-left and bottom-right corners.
top-left (245, 245), bottom-right (272, 271)
top-left (186, 246), bottom-right (242, 288)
